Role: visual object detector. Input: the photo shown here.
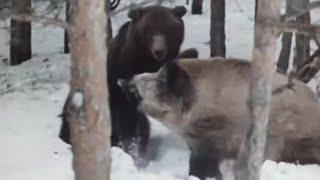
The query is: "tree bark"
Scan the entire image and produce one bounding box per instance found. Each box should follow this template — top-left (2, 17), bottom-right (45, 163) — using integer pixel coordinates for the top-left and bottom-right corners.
top-left (277, 32), bottom-right (293, 72)
top-left (106, 0), bottom-right (113, 42)
top-left (191, 0), bottom-right (203, 15)
top-left (10, 0), bottom-right (32, 65)
top-left (235, 1), bottom-right (280, 180)
top-left (293, 0), bottom-right (311, 70)
top-left (254, 0), bottom-right (258, 22)
top-left (64, 0), bottom-right (70, 53)
top-left (277, 0), bottom-right (295, 73)
top-left (210, 0), bottom-right (226, 57)
top-left (68, 0), bottom-right (111, 180)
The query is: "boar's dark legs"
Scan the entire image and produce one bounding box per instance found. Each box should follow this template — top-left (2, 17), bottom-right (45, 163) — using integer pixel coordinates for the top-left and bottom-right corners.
top-left (188, 138), bottom-right (222, 180)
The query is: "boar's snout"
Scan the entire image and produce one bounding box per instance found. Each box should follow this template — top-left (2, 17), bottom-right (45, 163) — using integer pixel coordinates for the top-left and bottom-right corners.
top-left (117, 79), bottom-right (142, 102)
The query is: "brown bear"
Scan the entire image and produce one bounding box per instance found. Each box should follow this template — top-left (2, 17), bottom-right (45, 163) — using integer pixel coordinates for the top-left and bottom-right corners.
top-left (119, 57), bottom-right (320, 180)
top-left (59, 5), bottom-right (198, 162)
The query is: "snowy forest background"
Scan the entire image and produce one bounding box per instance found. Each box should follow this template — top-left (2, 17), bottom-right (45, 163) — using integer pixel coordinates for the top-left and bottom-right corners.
top-left (1, 0), bottom-right (320, 180)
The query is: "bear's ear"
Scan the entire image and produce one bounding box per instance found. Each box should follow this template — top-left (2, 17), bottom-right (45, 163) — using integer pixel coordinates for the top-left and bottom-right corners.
top-left (128, 8), bottom-right (144, 21)
top-left (172, 6), bottom-right (187, 18)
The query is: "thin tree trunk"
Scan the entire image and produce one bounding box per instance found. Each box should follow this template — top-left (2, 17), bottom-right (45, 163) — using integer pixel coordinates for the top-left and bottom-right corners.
top-left (254, 0), bottom-right (258, 22)
top-left (106, 0), bottom-right (113, 42)
top-left (68, 0), bottom-right (111, 180)
top-left (10, 0), bottom-right (32, 65)
top-left (191, 0), bottom-right (203, 15)
top-left (210, 0), bottom-right (226, 57)
top-left (277, 0), bottom-right (295, 73)
top-left (293, 0), bottom-right (311, 70)
top-left (64, 0), bottom-right (70, 53)
top-left (277, 33), bottom-right (293, 72)
top-left (235, 1), bottom-right (280, 180)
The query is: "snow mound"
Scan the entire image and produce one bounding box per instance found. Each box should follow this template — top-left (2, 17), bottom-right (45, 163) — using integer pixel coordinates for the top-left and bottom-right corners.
top-left (0, 54), bottom-right (70, 95)
top-left (111, 147), bottom-right (185, 180)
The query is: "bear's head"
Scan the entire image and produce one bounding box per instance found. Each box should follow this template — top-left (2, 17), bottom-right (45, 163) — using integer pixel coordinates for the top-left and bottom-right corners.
top-left (128, 5), bottom-right (187, 61)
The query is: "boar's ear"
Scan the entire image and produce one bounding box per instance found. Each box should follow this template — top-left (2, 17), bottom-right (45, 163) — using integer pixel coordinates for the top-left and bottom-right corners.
top-left (128, 8), bottom-right (144, 21)
top-left (172, 6), bottom-right (187, 18)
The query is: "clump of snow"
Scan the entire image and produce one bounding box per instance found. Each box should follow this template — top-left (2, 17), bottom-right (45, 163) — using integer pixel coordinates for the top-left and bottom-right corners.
top-left (72, 91), bottom-right (84, 108)
top-left (111, 147), bottom-right (185, 180)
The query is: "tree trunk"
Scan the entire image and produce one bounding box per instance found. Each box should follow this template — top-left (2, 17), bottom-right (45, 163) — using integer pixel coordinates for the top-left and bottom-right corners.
top-left (254, 0), bottom-right (258, 21)
top-left (293, 0), bottom-right (310, 70)
top-left (210, 0), bottom-right (226, 57)
top-left (277, 33), bottom-right (293, 72)
top-left (68, 0), bottom-right (111, 180)
top-left (191, 0), bottom-right (203, 15)
top-left (106, 0), bottom-right (113, 42)
top-left (235, 1), bottom-right (280, 180)
top-left (10, 0), bottom-right (32, 65)
top-left (277, 0), bottom-right (295, 73)
top-left (64, 0), bottom-right (70, 54)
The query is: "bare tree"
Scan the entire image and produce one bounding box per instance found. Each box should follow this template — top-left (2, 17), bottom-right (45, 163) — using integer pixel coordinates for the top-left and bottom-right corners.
top-left (293, 0), bottom-right (311, 70)
top-left (210, 0), bottom-right (226, 57)
top-left (235, 1), bottom-right (280, 180)
top-left (10, 0), bottom-right (31, 65)
top-left (106, 0), bottom-right (113, 42)
top-left (191, 0), bottom-right (203, 14)
top-left (277, 0), bottom-right (311, 73)
top-left (277, 0), bottom-right (294, 73)
top-left (254, 0), bottom-right (258, 21)
top-left (67, 0), bottom-right (111, 179)
top-left (65, 0), bottom-right (113, 52)
top-left (64, 0), bottom-right (70, 53)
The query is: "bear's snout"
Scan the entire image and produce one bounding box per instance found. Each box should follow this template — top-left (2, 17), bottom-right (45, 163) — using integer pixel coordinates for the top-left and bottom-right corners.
top-left (151, 35), bottom-right (167, 61)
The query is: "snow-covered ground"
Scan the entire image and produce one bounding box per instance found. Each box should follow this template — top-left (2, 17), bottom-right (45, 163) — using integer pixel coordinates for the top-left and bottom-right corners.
top-left (1, 0), bottom-right (320, 180)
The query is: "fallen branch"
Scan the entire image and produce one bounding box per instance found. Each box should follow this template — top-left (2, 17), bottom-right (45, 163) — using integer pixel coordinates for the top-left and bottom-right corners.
top-left (298, 48), bottom-right (320, 71)
top-left (296, 55), bottom-right (320, 83)
top-left (111, 0), bottom-right (172, 16)
top-left (111, 0), bottom-right (154, 16)
top-left (280, 22), bottom-right (320, 36)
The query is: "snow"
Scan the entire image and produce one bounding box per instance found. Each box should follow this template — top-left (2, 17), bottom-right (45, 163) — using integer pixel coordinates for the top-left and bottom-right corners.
top-left (1, 0), bottom-right (320, 180)
top-left (72, 92), bottom-right (84, 108)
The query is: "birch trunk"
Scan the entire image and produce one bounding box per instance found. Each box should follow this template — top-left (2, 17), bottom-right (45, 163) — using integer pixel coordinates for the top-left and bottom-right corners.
top-left (68, 0), bottom-right (111, 180)
top-left (235, 1), bottom-right (280, 180)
